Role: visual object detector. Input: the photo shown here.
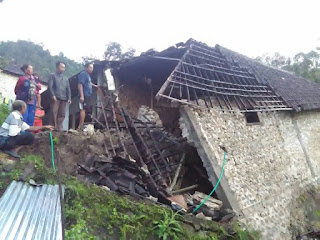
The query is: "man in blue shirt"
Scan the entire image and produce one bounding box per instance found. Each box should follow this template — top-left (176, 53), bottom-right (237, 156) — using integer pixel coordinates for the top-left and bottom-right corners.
top-left (78, 63), bottom-right (96, 128)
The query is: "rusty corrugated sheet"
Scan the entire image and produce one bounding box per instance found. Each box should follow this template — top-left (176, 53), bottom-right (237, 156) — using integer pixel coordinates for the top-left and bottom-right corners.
top-left (0, 181), bottom-right (63, 240)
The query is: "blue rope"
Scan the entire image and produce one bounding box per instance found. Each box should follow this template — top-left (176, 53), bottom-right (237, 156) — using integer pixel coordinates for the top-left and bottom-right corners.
top-left (193, 151), bottom-right (227, 213)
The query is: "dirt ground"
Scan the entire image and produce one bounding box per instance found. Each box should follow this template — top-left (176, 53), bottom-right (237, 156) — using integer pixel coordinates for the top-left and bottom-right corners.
top-left (23, 130), bottom-right (107, 175)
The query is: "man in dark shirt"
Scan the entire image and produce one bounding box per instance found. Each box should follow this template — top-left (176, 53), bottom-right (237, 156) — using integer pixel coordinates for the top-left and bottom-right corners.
top-left (78, 62), bottom-right (96, 129)
top-left (48, 61), bottom-right (72, 131)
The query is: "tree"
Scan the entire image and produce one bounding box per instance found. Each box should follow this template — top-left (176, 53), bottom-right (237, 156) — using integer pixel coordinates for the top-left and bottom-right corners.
top-left (255, 52), bottom-right (289, 68)
top-left (0, 40), bottom-right (82, 81)
top-left (256, 48), bottom-right (320, 83)
top-left (104, 42), bottom-right (136, 61)
top-left (0, 56), bottom-right (9, 69)
top-left (81, 55), bottom-right (99, 65)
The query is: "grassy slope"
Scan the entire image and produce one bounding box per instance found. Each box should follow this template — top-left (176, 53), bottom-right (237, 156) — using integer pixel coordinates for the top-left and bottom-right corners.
top-left (0, 154), bottom-right (261, 240)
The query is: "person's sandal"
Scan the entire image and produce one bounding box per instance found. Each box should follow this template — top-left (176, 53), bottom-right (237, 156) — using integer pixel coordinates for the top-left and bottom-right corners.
top-left (4, 150), bottom-right (21, 158)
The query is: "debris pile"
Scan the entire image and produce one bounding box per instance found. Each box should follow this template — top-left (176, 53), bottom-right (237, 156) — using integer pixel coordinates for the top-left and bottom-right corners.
top-left (137, 105), bottom-right (163, 126)
top-left (78, 154), bottom-right (150, 197)
top-left (76, 90), bottom-right (231, 221)
top-left (80, 90), bottom-right (186, 200)
top-left (188, 192), bottom-right (223, 220)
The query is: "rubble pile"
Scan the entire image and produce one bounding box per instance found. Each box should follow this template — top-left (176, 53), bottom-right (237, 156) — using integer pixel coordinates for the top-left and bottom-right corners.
top-left (76, 91), bottom-right (230, 221)
top-left (137, 105), bottom-right (163, 126)
top-left (78, 154), bottom-right (150, 197)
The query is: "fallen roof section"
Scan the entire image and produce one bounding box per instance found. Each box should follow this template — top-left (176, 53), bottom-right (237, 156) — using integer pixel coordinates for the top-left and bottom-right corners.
top-left (0, 181), bottom-right (63, 240)
top-left (83, 88), bottom-right (187, 199)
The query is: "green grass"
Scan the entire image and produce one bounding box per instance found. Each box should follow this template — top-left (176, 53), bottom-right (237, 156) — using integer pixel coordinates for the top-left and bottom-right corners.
top-left (0, 104), bottom-right (10, 126)
top-left (63, 176), bottom-right (172, 239)
top-left (21, 155), bottom-right (45, 171)
top-left (52, 136), bottom-right (61, 146)
top-left (0, 154), bottom-right (261, 239)
top-left (61, 174), bottom-right (260, 239)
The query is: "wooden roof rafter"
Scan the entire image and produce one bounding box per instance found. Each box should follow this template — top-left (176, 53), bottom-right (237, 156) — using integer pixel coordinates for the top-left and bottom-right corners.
top-left (156, 40), bottom-right (292, 112)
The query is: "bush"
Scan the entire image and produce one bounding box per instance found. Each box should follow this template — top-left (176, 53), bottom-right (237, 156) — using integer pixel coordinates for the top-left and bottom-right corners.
top-left (0, 104), bottom-right (10, 126)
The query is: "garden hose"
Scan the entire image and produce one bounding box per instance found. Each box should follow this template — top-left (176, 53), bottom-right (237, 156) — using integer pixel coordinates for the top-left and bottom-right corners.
top-left (193, 151), bottom-right (227, 213)
top-left (49, 132), bottom-right (56, 173)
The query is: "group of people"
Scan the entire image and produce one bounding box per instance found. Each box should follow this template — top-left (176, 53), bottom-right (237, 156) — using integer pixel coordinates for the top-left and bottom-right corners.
top-left (0, 61), bottom-right (95, 158)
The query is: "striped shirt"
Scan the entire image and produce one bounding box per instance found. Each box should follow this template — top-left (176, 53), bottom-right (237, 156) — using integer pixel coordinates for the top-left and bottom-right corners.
top-left (0, 111), bottom-right (30, 137)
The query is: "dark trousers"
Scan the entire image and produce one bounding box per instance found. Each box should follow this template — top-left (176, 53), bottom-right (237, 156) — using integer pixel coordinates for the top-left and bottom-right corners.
top-left (0, 132), bottom-right (35, 150)
top-left (50, 100), bottom-right (66, 131)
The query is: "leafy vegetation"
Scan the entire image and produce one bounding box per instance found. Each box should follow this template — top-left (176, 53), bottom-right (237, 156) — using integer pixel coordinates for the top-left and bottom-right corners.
top-left (63, 177), bottom-right (173, 239)
top-left (7, 169), bottom-right (23, 181)
top-left (0, 153), bottom-right (260, 239)
top-left (52, 136), bottom-right (61, 146)
top-left (0, 56), bottom-right (9, 69)
top-left (21, 154), bottom-right (45, 171)
top-left (152, 210), bottom-right (182, 240)
top-left (82, 41), bottom-right (136, 64)
top-left (256, 48), bottom-right (320, 83)
top-left (0, 104), bottom-right (10, 126)
top-left (0, 40), bottom-right (136, 82)
top-left (0, 40), bottom-right (83, 81)
top-left (103, 42), bottom-right (136, 61)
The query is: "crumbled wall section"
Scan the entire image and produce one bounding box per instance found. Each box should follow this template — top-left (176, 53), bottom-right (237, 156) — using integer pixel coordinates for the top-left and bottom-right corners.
top-left (181, 106), bottom-right (320, 239)
top-left (137, 105), bottom-right (163, 126)
top-left (118, 82), bottom-right (151, 117)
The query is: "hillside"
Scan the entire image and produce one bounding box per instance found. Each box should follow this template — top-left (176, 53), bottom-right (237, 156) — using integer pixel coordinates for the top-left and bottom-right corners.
top-left (0, 40), bottom-right (82, 81)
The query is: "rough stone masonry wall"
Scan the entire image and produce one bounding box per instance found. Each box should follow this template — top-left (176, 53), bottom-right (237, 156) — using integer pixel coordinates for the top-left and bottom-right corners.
top-left (181, 107), bottom-right (320, 240)
top-left (0, 72), bottom-right (18, 100)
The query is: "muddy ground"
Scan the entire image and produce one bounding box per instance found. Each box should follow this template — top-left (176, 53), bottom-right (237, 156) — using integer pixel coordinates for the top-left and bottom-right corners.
top-left (23, 130), bottom-right (107, 175)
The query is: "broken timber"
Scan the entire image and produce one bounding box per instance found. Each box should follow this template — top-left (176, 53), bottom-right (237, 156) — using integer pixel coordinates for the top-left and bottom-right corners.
top-left (79, 90), bottom-right (186, 199)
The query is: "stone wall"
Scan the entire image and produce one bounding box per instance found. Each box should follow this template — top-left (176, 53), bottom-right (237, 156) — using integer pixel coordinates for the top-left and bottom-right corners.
top-left (181, 107), bottom-right (320, 239)
top-left (0, 72), bottom-right (19, 100)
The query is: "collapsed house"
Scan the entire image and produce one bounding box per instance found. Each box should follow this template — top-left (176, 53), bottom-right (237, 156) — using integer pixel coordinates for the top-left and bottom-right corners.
top-left (42, 39), bottom-right (320, 239)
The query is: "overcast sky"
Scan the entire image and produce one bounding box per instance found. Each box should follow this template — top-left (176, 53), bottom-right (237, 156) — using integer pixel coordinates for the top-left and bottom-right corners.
top-left (0, 0), bottom-right (319, 62)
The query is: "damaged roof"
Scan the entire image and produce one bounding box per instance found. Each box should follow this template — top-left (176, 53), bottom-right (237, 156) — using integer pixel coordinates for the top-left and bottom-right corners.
top-left (218, 46), bottom-right (320, 111)
top-left (118, 39), bottom-right (320, 112)
top-left (78, 39), bottom-right (320, 112)
top-left (155, 39), bottom-right (291, 112)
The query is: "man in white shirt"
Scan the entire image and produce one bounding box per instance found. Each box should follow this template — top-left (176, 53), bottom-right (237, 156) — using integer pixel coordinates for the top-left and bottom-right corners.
top-left (0, 100), bottom-right (53, 158)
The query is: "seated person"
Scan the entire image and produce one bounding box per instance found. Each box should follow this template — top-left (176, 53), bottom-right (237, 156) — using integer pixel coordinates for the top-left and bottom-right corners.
top-left (0, 100), bottom-right (53, 158)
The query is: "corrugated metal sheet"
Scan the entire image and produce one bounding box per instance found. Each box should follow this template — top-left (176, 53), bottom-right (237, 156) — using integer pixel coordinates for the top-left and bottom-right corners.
top-left (0, 181), bottom-right (63, 240)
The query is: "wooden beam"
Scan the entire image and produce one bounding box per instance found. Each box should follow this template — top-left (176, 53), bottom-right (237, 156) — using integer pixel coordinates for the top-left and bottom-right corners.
top-left (155, 50), bottom-right (189, 100)
top-left (169, 153), bottom-right (186, 191)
